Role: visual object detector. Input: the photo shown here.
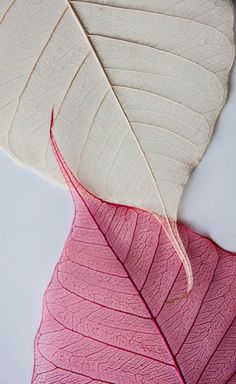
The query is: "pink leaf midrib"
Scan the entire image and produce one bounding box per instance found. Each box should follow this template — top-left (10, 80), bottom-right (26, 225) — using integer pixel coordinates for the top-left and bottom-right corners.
top-left (50, 122), bottom-right (186, 383)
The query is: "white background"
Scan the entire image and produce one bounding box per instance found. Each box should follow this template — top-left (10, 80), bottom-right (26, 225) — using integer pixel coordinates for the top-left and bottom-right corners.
top-left (0, 12), bottom-right (236, 384)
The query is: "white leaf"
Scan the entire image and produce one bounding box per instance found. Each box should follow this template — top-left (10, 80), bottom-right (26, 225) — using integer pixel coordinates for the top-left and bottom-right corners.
top-left (0, 0), bottom-right (234, 289)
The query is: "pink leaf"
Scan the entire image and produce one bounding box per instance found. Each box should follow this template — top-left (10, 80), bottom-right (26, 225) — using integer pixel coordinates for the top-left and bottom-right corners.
top-left (31, 114), bottom-right (236, 384)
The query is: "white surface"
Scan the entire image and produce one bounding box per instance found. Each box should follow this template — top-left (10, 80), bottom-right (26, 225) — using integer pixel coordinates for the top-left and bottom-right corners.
top-left (0, 5), bottom-right (235, 384)
top-left (179, 14), bottom-right (236, 252)
top-left (0, 154), bottom-right (73, 384)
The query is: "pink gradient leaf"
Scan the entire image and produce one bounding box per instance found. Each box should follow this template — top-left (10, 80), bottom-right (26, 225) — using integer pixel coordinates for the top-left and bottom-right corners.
top-left (32, 115), bottom-right (236, 384)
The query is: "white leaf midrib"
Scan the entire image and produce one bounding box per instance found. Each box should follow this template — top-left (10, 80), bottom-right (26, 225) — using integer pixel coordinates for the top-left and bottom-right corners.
top-left (66, 0), bottom-right (170, 221)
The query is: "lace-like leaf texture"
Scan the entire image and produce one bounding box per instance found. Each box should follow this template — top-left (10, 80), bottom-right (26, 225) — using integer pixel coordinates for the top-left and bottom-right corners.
top-left (0, 0), bottom-right (234, 220)
top-left (31, 114), bottom-right (236, 384)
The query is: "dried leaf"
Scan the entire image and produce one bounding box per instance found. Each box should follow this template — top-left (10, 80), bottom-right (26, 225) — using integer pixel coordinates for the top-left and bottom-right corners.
top-left (0, 0), bottom-right (234, 220)
top-left (31, 119), bottom-right (236, 384)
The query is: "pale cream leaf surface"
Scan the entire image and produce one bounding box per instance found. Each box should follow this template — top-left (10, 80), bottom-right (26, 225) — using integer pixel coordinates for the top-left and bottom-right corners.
top-left (0, 0), bottom-right (234, 220)
top-left (0, 0), bottom-right (234, 289)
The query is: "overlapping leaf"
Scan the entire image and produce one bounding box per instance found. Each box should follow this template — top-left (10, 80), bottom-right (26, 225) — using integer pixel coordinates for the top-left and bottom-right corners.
top-left (0, 0), bottom-right (234, 220)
